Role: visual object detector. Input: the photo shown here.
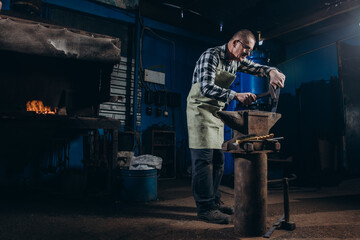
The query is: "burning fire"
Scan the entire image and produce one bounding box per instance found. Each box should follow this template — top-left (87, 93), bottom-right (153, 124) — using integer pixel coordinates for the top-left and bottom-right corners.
top-left (26, 100), bottom-right (57, 115)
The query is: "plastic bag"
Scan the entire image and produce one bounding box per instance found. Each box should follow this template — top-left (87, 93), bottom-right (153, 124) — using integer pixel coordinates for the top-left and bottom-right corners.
top-left (129, 154), bottom-right (163, 170)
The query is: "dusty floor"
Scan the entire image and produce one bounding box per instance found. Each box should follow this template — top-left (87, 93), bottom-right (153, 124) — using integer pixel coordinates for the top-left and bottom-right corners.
top-left (1, 177), bottom-right (360, 240)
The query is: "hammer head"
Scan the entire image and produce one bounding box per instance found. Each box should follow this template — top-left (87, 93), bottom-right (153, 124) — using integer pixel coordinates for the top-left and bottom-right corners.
top-left (217, 110), bottom-right (281, 136)
top-left (280, 221), bottom-right (296, 231)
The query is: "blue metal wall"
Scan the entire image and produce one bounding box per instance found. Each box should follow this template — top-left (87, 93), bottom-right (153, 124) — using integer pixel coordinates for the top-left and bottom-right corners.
top-left (277, 22), bottom-right (360, 177)
top-left (279, 22), bottom-right (360, 96)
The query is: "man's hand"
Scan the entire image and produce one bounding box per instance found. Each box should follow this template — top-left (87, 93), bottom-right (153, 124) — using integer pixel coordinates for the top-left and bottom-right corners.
top-left (269, 69), bottom-right (285, 89)
top-left (0, 1), bottom-right (2, 20)
top-left (234, 92), bottom-right (257, 106)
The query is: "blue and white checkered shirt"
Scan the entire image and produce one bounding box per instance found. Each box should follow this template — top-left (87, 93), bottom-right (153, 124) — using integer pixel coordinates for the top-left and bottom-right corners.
top-left (192, 44), bottom-right (276, 104)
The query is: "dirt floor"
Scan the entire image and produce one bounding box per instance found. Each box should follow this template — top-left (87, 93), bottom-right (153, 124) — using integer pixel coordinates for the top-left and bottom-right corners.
top-left (1, 176), bottom-right (360, 240)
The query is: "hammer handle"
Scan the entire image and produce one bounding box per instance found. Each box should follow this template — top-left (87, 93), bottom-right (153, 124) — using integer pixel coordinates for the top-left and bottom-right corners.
top-left (264, 215), bottom-right (285, 238)
top-left (283, 178), bottom-right (290, 222)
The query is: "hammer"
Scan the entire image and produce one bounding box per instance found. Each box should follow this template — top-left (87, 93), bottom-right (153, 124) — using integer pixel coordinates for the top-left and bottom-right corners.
top-left (256, 85), bottom-right (278, 100)
top-left (256, 85), bottom-right (280, 113)
top-left (264, 177), bottom-right (296, 238)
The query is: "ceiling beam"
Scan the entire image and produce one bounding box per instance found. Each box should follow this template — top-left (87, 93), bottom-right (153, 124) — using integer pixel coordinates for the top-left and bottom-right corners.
top-left (263, 0), bottom-right (360, 40)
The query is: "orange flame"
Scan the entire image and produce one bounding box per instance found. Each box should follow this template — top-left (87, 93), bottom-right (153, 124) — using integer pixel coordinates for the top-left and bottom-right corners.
top-left (26, 100), bottom-right (57, 115)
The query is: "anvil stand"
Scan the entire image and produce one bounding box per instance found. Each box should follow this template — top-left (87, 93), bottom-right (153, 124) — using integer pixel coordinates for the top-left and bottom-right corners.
top-left (217, 110), bottom-right (282, 237)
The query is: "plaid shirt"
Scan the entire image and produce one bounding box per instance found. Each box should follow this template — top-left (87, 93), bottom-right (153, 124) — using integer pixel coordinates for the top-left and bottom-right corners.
top-left (192, 44), bottom-right (276, 104)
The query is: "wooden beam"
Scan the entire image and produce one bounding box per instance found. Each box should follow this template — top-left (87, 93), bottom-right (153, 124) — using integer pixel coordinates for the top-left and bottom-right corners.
top-left (0, 15), bottom-right (121, 62)
top-left (263, 0), bottom-right (360, 40)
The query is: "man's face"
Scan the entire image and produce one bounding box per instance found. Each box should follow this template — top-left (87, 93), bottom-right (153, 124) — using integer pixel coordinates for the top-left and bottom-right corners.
top-left (232, 38), bottom-right (255, 62)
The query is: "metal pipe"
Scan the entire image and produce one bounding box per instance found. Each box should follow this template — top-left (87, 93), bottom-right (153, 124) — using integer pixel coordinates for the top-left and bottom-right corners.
top-left (283, 178), bottom-right (289, 222)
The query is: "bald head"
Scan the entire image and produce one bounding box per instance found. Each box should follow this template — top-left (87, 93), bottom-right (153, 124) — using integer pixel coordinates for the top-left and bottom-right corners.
top-left (230, 29), bottom-right (256, 43)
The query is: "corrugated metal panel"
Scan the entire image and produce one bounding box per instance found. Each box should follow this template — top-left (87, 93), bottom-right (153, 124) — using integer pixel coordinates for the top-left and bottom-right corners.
top-left (99, 56), bottom-right (141, 128)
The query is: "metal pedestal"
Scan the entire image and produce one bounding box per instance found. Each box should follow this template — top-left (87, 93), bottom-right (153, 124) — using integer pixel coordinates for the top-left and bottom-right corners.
top-left (234, 152), bottom-right (268, 237)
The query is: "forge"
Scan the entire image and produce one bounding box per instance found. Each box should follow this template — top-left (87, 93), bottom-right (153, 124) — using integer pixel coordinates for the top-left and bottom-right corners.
top-left (217, 110), bottom-right (281, 237)
top-left (0, 15), bottom-right (122, 190)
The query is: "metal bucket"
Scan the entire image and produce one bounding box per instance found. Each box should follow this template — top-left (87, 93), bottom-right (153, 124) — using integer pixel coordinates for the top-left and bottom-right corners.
top-left (117, 169), bottom-right (157, 202)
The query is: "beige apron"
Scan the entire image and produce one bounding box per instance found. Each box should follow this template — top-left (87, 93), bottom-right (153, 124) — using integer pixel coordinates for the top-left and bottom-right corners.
top-left (187, 63), bottom-right (236, 149)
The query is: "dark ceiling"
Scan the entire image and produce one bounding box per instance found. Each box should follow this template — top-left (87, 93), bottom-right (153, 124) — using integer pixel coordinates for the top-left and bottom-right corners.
top-left (140, 0), bottom-right (360, 43)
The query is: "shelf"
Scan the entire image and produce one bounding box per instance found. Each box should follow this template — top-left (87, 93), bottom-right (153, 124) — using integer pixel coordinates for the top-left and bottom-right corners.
top-left (143, 129), bottom-right (176, 179)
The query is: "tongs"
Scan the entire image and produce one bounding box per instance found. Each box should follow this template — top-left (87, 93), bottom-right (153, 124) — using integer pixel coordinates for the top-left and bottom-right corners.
top-left (256, 85), bottom-right (278, 100)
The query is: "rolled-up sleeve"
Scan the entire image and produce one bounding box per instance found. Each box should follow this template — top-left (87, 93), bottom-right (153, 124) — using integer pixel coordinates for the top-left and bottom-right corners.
top-left (237, 58), bottom-right (277, 78)
top-left (197, 52), bottom-right (236, 104)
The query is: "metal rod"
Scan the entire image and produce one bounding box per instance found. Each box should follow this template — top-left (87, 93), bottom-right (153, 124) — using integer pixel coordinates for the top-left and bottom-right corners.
top-left (283, 178), bottom-right (290, 222)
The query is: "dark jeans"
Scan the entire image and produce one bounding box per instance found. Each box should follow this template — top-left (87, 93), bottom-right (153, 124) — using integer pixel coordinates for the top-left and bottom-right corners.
top-left (190, 148), bottom-right (224, 214)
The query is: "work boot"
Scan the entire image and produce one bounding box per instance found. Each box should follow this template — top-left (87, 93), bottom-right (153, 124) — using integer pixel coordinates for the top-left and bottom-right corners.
top-left (198, 209), bottom-right (231, 224)
top-left (215, 200), bottom-right (234, 215)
